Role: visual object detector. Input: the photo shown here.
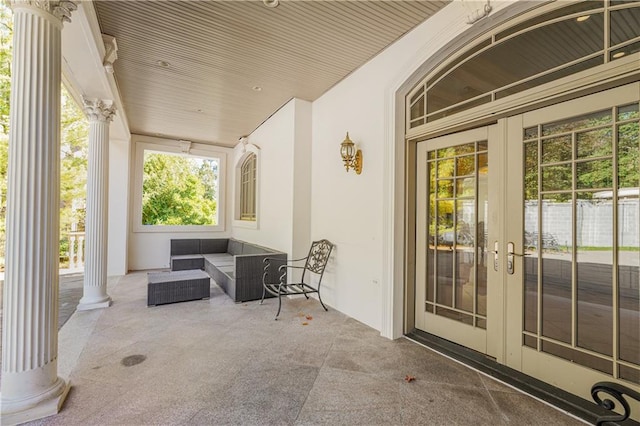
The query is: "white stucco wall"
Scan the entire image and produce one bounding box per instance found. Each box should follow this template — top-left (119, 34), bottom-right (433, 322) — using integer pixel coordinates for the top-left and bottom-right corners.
top-left (232, 98), bottom-right (312, 259)
top-left (309, 1), bottom-right (515, 332)
top-left (292, 100), bottom-right (312, 261)
top-left (107, 137), bottom-right (130, 275)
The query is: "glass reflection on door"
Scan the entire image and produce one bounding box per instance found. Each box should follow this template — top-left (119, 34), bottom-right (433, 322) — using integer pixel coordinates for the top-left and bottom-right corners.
top-left (522, 103), bottom-right (639, 384)
top-left (425, 141), bottom-right (488, 329)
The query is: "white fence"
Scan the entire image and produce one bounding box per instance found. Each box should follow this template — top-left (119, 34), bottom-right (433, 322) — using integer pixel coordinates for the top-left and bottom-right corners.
top-left (525, 198), bottom-right (639, 248)
top-left (67, 231), bottom-right (85, 269)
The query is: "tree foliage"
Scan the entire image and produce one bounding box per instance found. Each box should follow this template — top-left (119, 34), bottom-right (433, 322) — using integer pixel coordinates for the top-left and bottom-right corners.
top-left (0, 4), bottom-right (11, 269)
top-left (142, 152), bottom-right (218, 226)
top-left (0, 4), bottom-right (88, 269)
top-left (59, 87), bottom-right (88, 235)
top-left (525, 112), bottom-right (639, 203)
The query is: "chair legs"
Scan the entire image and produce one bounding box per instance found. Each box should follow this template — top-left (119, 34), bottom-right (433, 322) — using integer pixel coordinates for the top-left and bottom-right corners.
top-left (275, 292), bottom-right (283, 320)
top-left (262, 285), bottom-right (328, 319)
top-left (317, 290), bottom-right (329, 312)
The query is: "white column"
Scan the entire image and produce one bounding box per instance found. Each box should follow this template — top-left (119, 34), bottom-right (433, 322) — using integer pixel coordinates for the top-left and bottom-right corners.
top-left (77, 99), bottom-right (116, 311)
top-left (1, 1), bottom-right (76, 424)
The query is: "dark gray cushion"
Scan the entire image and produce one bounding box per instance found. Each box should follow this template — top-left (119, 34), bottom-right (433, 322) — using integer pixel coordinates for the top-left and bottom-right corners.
top-left (203, 253), bottom-right (234, 266)
top-left (171, 255), bottom-right (204, 271)
top-left (171, 239), bottom-right (200, 256)
top-left (200, 239), bottom-right (228, 254)
top-left (148, 269), bottom-right (209, 283)
top-left (242, 244), bottom-right (269, 255)
top-left (227, 239), bottom-right (243, 256)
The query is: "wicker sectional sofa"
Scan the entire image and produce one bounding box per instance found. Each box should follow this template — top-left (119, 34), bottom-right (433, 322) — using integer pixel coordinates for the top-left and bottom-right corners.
top-left (170, 238), bottom-right (286, 303)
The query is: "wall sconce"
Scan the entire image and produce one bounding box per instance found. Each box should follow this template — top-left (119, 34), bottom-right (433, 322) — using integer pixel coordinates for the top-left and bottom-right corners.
top-left (340, 132), bottom-right (362, 175)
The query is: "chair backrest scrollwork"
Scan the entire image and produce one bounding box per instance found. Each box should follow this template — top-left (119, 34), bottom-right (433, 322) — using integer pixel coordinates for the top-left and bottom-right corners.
top-left (304, 239), bottom-right (333, 275)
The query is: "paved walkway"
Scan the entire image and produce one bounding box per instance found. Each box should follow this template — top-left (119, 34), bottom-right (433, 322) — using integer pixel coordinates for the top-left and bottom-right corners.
top-left (14, 271), bottom-right (583, 425)
top-left (0, 272), bottom-right (84, 333)
top-left (58, 273), bottom-right (84, 329)
top-left (0, 272), bottom-right (85, 378)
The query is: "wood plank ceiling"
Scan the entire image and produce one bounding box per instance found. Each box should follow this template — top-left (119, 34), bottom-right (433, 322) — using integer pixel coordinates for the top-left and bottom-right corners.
top-left (94, 0), bottom-right (450, 147)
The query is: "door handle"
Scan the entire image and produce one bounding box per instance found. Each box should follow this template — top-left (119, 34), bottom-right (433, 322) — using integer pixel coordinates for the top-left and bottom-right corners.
top-left (506, 242), bottom-right (526, 275)
top-left (489, 241), bottom-right (499, 271)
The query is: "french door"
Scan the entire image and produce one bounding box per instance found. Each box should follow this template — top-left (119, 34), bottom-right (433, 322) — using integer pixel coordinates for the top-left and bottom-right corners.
top-left (415, 83), bottom-right (639, 417)
top-left (415, 125), bottom-right (503, 357)
top-left (504, 83), bottom-right (640, 411)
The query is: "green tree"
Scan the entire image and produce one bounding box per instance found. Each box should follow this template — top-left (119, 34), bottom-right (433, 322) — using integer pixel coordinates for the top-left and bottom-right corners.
top-left (0, 4), bottom-right (11, 270)
top-left (142, 153), bottom-right (217, 226)
top-left (59, 86), bottom-right (88, 265)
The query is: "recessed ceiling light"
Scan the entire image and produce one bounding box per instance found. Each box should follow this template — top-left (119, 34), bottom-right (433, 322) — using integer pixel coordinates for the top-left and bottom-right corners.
top-left (612, 51), bottom-right (626, 58)
top-left (156, 60), bottom-right (170, 68)
top-left (576, 15), bottom-right (590, 22)
top-left (196, 109), bottom-right (204, 113)
top-left (252, 86), bottom-right (262, 92)
top-left (263, 0), bottom-right (279, 8)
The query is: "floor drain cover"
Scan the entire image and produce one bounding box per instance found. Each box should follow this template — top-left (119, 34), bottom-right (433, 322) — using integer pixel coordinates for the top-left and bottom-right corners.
top-left (121, 354), bottom-right (147, 367)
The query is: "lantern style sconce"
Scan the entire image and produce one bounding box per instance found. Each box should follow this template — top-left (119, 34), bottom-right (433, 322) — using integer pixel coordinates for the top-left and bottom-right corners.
top-left (340, 132), bottom-right (362, 174)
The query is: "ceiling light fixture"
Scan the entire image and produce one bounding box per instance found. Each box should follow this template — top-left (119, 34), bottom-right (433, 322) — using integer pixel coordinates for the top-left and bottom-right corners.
top-left (612, 51), bottom-right (626, 58)
top-left (576, 15), bottom-right (591, 22)
top-left (263, 0), bottom-right (279, 8)
top-left (252, 86), bottom-right (262, 92)
top-left (156, 60), bottom-right (170, 68)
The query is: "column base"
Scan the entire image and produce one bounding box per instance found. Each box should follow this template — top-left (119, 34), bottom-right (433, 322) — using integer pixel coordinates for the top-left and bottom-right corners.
top-left (77, 296), bottom-right (112, 311)
top-left (1, 380), bottom-right (71, 426)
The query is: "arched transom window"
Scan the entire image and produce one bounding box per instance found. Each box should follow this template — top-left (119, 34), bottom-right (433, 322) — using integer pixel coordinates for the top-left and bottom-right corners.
top-left (408, 1), bottom-right (640, 128)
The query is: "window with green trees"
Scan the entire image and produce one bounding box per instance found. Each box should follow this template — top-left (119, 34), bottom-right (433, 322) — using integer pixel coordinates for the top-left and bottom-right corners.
top-left (141, 150), bottom-right (219, 226)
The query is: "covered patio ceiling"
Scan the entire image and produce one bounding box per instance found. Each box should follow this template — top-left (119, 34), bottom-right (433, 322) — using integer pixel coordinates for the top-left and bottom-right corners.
top-left (92, 0), bottom-right (449, 147)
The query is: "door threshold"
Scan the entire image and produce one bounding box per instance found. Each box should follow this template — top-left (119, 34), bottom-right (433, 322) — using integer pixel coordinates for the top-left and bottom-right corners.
top-left (405, 329), bottom-right (639, 426)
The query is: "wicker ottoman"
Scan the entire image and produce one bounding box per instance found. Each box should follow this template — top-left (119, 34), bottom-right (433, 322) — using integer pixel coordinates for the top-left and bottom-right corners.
top-left (147, 270), bottom-right (211, 306)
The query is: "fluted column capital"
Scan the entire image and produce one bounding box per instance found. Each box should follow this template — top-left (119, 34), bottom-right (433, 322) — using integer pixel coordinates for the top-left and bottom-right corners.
top-left (7, 0), bottom-right (77, 23)
top-left (82, 98), bottom-right (117, 123)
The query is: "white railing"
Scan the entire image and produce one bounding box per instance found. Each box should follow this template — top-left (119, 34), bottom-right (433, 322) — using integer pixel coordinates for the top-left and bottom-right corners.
top-left (68, 231), bottom-right (85, 270)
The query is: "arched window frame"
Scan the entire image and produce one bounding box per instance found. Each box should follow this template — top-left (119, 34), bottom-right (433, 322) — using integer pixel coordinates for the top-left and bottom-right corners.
top-left (406, 1), bottom-right (640, 138)
top-left (233, 143), bottom-right (260, 229)
top-left (239, 153), bottom-right (257, 221)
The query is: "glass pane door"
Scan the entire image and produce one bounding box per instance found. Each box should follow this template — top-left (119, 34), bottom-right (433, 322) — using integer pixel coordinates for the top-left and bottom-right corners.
top-left (506, 83), bottom-right (640, 418)
top-left (416, 126), bottom-right (499, 355)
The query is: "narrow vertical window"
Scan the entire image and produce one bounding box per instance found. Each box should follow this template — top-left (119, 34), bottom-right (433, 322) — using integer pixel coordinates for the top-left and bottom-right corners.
top-left (240, 153), bottom-right (257, 221)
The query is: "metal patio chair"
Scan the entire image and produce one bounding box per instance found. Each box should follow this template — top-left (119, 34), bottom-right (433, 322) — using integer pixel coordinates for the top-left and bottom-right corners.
top-left (261, 239), bottom-right (334, 320)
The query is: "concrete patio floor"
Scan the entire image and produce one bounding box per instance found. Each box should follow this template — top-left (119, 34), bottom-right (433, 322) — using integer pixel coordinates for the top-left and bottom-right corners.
top-left (21, 271), bottom-right (585, 425)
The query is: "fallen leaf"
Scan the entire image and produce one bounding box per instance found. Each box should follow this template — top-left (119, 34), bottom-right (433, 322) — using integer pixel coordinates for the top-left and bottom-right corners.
top-left (305, 315), bottom-right (313, 320)
top-left (404, 375), bottom-right (416, 383)
top-left (302, 322), bottom-right (309, 326)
